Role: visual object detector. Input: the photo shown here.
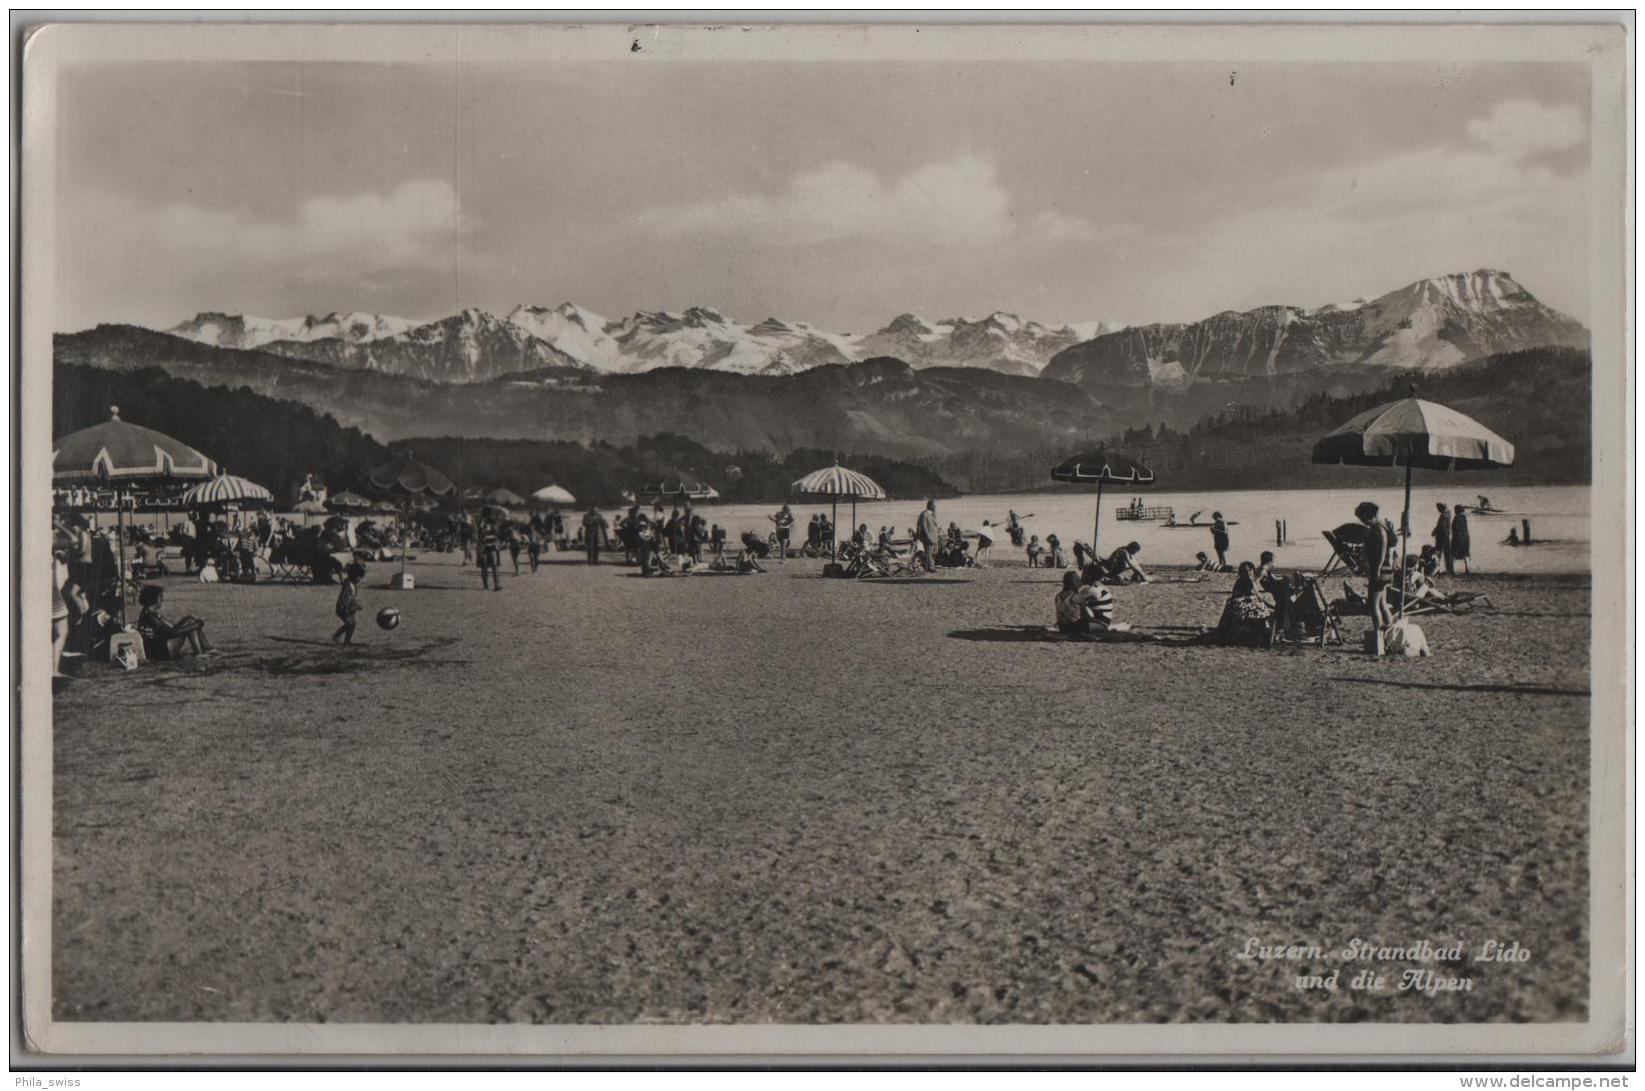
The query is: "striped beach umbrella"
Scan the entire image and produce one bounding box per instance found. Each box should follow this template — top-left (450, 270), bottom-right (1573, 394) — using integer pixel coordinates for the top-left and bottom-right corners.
top-left (1313, 388), bottom-right (1514, 615)
top-left (792, 464), bottom-right (886, 556)
top-left (1050, 444), bottom-right (1156, 552)
top-left (181, 473), bottom-right (274, 509)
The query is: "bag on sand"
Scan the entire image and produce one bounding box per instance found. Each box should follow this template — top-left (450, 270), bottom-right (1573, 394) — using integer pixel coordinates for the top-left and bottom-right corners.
top-left (197, 565), bottom-right (219, 583)
top-left (1383, 618), bottom-right (1430, 658)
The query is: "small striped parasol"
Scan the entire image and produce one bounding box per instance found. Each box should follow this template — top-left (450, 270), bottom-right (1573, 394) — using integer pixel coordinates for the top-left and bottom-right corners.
top-left (792, 464), bottom-right (886, 556)
top-left (181, 473), bottom-right (274, 509)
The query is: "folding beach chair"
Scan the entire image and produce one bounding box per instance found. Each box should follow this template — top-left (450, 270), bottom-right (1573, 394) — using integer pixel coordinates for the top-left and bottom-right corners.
top-left (1275, 575), bottom-right (1342, 647)
top-left (1321, 523), bottom-right (1372, 577)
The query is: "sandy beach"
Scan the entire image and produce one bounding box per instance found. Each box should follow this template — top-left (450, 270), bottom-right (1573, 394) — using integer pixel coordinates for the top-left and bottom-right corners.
top-left (52, 550), bottom-right (1589, 1024)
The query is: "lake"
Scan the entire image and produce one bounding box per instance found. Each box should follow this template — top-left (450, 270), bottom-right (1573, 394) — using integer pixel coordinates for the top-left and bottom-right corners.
top-left (692, 484), bottom-right (1591, 576)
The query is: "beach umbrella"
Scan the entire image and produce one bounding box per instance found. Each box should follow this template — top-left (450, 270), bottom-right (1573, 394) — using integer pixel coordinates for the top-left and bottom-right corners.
top-left (54, 406), bottom-right (219, 625)
top-left (367, 452), bottom-right (456, 498)
top-left (52, 405), bottom-right (217, 484)
top-left (531, 484), bottom-right (577, 507)
top-left (1311, 386), bottom-right (1514, 614)
top-left (1050, 444), bottom-right (1156, 553)
top-left (181, 473), bottom-right (274, 511)
top-left (292, 498), bottom-right (328, 526)
top-left (365, 452), bottom-right (455, 587)
top-left (327, 490), bottom-right (372, 512)
top-left (481, 486), bottom-right (527, 508)
top-left (791, 464), bottom-right (886, 556)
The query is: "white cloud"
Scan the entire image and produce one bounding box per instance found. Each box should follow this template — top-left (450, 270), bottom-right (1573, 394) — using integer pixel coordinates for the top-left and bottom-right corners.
top-left (84, 179), bottom-right (466, 279)
top-left (1029, 210), bottom-right (1097, 242)
top-left (634, 155), bottom-right (1015, 246)
top-left (1466, 99), bottom-right (1586, 159)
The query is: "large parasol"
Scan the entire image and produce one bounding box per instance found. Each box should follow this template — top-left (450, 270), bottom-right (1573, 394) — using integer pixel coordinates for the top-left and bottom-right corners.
top-left (54, 407), bottom-right (219, 625)
top-left (365, 452), bottom-right (455, 588)
top-left (52, 405), bottom-right (217, 484)
top-left (368, 452), bottom-right (456, 498)
top-left (791, 464), bottom-right (886, 557)
top-left (1312, 387), bottom-right (1514, 614)
top-left (531, 484), bottom-right (577, 507)
top-left (1050, 444), bottom-right (1156, 554)
top-left (481, 486), bottom-right (527, 508)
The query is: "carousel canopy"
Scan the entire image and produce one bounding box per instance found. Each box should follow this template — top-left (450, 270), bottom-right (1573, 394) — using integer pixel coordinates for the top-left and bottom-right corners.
top-left (181, 473), bottom-right (274, 508)
top-left (53, 406), bottom-right (217, 483)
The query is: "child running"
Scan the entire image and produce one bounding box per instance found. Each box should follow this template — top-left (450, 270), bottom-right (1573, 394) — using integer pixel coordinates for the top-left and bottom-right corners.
top-left (333, 561), bottom-right (366, 644)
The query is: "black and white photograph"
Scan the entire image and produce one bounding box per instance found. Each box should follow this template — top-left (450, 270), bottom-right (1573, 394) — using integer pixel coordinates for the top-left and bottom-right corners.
top-left (16, 17), bottom-right (1633, 1064)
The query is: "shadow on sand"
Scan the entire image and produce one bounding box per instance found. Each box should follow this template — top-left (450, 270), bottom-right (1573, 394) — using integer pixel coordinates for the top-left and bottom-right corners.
top-left (1329, 677), bottom-right (1589, 699)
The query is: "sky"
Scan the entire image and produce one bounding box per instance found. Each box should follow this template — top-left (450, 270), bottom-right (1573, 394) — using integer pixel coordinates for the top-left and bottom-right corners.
top-left (55, 59), bottom-right (1592, 333)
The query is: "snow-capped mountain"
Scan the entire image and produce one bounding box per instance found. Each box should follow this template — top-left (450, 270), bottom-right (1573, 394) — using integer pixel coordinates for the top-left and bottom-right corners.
top-left (166, 302), bottom-right (1111, 379)
top-left (854, 312), bottom-right (1119, 378)
top-left (1042, 270), bottom-right (1587, 391)
top-left (258, 308), bottom-right (590, 383)
top-left (505, 303), bottom-right (625, 372)
top-left (168, 310), bottom-right (416, 349)
top-left (157, 270), bottom-right (1574, 388)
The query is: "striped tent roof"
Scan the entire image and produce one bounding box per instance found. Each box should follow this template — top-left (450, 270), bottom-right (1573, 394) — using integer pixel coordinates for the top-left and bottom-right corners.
top-left (791, 464), bottom-right (887, 500)
top-left (53, 406), bottom-right (217, 483)
top-left (181, 474), bottom-right (274, 508)
top-left (1312, 396), bottom-right (1515, 471)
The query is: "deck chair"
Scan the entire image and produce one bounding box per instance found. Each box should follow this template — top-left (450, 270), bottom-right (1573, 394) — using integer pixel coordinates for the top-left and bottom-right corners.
top-left (1275, 575), bottom-right (1342, 647)
top-left (1321, 523), bottom-right (1374, 577)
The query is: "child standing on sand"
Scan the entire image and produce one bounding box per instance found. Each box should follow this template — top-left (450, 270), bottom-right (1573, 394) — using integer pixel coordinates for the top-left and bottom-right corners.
top-left (1026, 534), bottom-right (1043, 568)
top-left (333, 562), bottom-right (366, 645)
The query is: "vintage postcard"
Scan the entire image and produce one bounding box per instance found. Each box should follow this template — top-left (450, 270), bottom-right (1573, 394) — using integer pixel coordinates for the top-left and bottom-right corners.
top-left (15, 17), bottom-right (1633, 1065)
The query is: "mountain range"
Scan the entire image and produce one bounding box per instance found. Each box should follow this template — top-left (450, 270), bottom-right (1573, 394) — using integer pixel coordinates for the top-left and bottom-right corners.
top-left (167, 303), bottom-right (1117, 381)
top-left (155, 270), bottom-right (1580, 390)
top-left (59, 269), bottom-right (1587, 460)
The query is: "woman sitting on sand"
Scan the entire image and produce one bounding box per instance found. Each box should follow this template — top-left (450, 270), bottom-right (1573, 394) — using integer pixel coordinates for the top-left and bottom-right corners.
top-left (1054, 570), bottom-right (1114, 634)
top-left (136, 584), bottom-right (214, 660)
top-left (1052, 570), bottom-right (1163, 642)
top-left (1214, 562), bottom-right (1276, 646)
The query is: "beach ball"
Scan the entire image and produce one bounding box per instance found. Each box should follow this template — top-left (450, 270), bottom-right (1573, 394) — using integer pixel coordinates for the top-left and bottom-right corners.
top-left (376, 607), bottom-right (402, 631)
